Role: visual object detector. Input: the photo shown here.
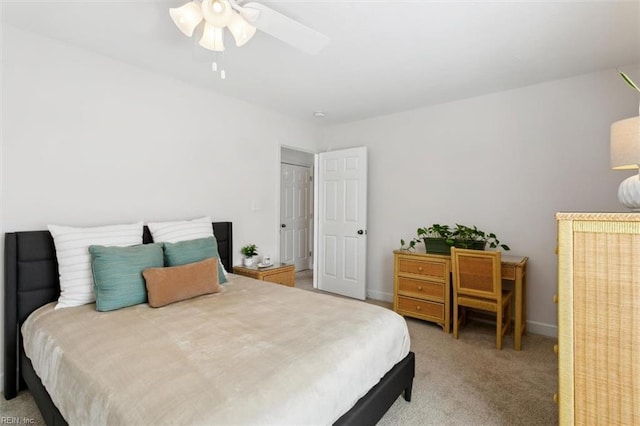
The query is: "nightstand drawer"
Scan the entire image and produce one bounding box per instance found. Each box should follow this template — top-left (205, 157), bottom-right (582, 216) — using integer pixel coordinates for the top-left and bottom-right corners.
top-left (398, 277), bottom-right (444, 300)
top-left (263, 270), bottom-right (295, 287)
top-left (398, 257), bottom-right (446, 279)
top-left (397, 296), bottom-right (444, 319)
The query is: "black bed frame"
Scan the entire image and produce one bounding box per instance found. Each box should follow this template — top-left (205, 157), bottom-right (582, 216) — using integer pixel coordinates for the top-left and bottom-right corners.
top-left (4, 222), bottom-right (415, 425)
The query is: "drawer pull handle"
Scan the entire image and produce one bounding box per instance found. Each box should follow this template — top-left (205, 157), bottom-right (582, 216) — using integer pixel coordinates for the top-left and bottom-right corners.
top-left (553, 294), bottom-right (558, 303)
top-left (416, 305), bottom-right (421, 311)
top-left (553, 344), bottom-right (559, 355)
top-left (553, 393), bottom-right (558, 404)
top-left (417, 286), bottom-right (423, 291)
top-left (418, 267), bottom-right (423, 272)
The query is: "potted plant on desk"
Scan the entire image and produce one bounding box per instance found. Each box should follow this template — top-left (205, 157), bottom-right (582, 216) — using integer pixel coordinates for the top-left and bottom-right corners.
top-left (449, 224), bottom-right (510, 251)
top-left (241, 244), bottom-right (258, 266)
top-left (401, 223), bottom-right (510, 254)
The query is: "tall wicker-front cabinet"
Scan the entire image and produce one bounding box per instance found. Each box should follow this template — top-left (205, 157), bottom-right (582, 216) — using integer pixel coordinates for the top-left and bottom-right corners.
top-left (556, 213), bottom-right (640, 425)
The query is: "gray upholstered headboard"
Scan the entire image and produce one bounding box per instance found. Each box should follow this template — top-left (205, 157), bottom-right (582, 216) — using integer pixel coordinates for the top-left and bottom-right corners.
top-left (3, 222), bottom-right (232, 399)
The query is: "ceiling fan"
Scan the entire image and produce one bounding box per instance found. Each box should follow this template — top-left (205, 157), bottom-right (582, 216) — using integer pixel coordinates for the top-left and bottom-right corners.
top-left (169, 0), bottom-right (330, 55)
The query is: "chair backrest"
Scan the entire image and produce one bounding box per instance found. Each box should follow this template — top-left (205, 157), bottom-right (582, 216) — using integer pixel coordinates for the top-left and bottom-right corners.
top-left (451, 247), bottom-right (502, 300)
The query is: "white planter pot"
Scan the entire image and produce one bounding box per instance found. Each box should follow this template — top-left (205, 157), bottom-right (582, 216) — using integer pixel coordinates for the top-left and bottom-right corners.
top-left (243, 257), bottom-right (254, 267)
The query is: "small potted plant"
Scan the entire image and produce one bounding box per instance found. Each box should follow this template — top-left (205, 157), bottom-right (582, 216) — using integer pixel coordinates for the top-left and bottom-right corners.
top-left (241, 244), bottom-right (258, 266)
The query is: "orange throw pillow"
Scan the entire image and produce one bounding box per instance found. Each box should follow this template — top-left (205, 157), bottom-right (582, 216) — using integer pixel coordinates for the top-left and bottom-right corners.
top-left (143, 257), bottom-right (220, 308)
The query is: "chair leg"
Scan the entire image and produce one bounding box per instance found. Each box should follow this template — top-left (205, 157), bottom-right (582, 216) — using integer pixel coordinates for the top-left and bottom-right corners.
top-left (505, 298), bottom-right (512, 335)
top-left (453, 297), bottom-right (459, 340)
top-left (496, 302), bottom-right (503, 350)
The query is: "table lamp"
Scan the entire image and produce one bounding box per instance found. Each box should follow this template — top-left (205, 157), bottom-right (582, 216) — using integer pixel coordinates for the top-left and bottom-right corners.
top-left (611, 116), bottom-right (640, 210)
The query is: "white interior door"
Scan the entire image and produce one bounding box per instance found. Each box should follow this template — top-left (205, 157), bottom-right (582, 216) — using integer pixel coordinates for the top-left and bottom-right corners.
top-left (280, 163), bottom-right (312, 271)
top-left (317, 147), bottom-right (367, 300)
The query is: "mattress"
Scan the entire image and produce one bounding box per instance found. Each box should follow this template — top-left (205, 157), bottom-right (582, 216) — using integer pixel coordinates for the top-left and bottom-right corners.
top-left (22, 274), bottom-right (411, 425)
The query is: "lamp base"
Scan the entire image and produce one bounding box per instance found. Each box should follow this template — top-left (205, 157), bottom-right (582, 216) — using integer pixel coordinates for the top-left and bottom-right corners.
top-left (618, 174), bottom-right (640, 211)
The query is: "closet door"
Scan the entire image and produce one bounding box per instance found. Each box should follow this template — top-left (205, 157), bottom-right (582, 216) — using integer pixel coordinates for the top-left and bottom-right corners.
top-left (280, 163), bottom-right (311, 271)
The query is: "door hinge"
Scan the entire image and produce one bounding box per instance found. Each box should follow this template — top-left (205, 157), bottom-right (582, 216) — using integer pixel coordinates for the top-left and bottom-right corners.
top-left (309, 251), bottom-right (312, 257)
top-left (309, 176), bottom-right (313, 182)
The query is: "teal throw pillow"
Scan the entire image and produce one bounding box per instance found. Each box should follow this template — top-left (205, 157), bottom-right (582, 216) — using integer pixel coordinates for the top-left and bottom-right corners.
top-left (162, 236), bottom-right (227, 284)
top-left (89, 243), bottom-right (164, 311)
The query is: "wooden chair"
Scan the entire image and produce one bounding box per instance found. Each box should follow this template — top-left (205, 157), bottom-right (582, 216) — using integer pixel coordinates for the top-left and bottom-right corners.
top-left (451, 247), bottom-right (513, 350)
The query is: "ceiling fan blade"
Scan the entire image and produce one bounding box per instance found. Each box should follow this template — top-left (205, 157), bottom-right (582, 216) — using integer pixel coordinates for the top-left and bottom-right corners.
top-left (229, 1), bottom-right (261, 23)
top-left (242, 2), bottom-right (329, 55)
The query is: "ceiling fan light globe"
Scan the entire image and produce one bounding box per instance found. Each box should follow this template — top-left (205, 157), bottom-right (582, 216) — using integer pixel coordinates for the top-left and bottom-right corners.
top-left (199, 22), bottom-right (225, 52)
top-left (228, 12), bottom-right (256, 47)
top-left (169, 1), bottom-right (203, 37)
top-left (202, 0), bottom-right (233, 28)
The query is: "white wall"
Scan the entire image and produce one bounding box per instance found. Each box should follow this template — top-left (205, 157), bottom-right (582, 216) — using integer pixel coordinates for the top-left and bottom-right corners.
top-left (319, 65), bottom-right (640, 337)
top-left (0, 26), bottom-right (319, 392)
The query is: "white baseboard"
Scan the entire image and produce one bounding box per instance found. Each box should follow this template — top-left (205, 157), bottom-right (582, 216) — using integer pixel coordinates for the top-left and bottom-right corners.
top-left (366, 289), bottom-right (393, 303)
top-left (526, 320), bottom-right (558, 338)
top-left (365, 290), bottom-right (558, 339)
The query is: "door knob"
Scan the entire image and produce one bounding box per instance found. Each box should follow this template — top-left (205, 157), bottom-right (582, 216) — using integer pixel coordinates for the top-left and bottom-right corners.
top-left (357, 229), bottom-right (366, 235)
top-left (281, 224), bottom-right (286, 228)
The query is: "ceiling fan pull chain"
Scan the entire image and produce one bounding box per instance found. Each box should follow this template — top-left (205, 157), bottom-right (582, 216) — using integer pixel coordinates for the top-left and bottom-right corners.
top-left (219, 51), bottom-right (226, 79)
top-left (212, 51), bottom-right (225, 79)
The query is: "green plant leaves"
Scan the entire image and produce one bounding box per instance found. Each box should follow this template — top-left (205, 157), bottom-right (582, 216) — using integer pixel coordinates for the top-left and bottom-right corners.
top-left (400, 239), bottom-right (417, 251)
top-left (401, 223), bottom-right (511, 252)
top-left (241, 244), bottom-right (258, 257)
top-left (618, 69), bottom-right (640, 93)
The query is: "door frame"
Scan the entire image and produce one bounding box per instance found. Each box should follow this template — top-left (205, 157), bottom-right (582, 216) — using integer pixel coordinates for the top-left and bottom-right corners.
top-left (278, 145), bottom-right (316, 282)
top-left (278, 146), bottom-right (367, 294)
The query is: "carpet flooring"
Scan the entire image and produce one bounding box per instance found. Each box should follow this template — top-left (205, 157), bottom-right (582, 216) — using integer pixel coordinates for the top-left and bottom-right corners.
top-left (1, 270), bottom-right (558, 425)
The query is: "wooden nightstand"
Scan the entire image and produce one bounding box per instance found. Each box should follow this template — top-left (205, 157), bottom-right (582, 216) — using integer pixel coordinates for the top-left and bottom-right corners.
top-left (233, 263), bottom-right (296, 287)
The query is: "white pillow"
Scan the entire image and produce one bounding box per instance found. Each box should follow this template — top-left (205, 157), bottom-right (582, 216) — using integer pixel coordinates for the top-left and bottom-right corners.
top-left (48, 222), bottom-right (144, 309)
top-left (147, 216), bottom-right (214, 243)
top-left (147, 216), bottom-right (228, 275)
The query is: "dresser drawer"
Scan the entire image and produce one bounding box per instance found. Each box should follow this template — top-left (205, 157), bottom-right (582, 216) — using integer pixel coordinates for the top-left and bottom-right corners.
top-left (398, 257), bottom-right (446, 279)
top-left (397, 296), bottom-right (444, 319)
top-left (394, 250), bottom-right (451, 333)
top-left (398, 277), bottom-right (445, 300)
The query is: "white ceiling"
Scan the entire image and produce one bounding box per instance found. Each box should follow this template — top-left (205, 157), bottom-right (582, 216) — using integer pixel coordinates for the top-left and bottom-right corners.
top-left (3, 0), bottom-right (639, 125)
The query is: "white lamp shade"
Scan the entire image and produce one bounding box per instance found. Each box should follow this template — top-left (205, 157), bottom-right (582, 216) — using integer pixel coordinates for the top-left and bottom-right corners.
top-left (611, 116), bottom-right (640, 170)
top-left (199, 22), bottom-right (225, 52)
top-left (169, 1), bottom-right (203, 37)
top-left (202, 0), bottom-right (233, 28)
top-left (228, 12), bottom-right (257, 47)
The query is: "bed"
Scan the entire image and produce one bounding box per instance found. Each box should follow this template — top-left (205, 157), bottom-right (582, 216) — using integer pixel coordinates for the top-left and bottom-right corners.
top-left (4, 222), bottom-right (415, 425)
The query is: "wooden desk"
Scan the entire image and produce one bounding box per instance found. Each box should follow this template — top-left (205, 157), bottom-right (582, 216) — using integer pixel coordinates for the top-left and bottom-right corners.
top-left (393, 250), bottom-right (528, 350)
top-left (499, 254), bottom-right (529, 351)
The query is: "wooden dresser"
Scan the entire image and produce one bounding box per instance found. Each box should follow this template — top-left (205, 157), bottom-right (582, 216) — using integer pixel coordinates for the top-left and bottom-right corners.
top-left (233, 263), bottom-right (296, 287)
top-left (556, 213), bottom-right (640, 424)
top-left (393, 250), bottom-right (450, 333)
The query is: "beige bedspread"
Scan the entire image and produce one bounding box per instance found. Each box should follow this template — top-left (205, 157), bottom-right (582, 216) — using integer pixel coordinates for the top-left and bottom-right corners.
top-left (22, 274), bottom-right (410, 425)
